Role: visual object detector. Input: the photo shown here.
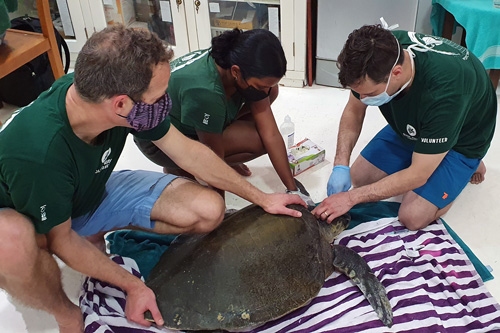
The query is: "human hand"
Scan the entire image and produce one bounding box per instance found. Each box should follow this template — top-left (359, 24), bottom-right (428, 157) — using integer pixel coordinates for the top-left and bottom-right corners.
top-left (125, 284), bottom-right (164, 327)
top-left (311, 191), bottom-right (354, 223)
top-left (327, 165), bottom-right (351, 196)
top-left (261, 193), bottom-right (307, 217)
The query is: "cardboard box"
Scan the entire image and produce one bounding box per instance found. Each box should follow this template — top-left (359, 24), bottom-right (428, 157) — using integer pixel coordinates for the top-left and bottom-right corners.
top-left (104, 0), bottom-right (136, 27)
top-left (287, 138), bottom-right (326, 176)
top-left (213, 9), bottom-right (257, 30)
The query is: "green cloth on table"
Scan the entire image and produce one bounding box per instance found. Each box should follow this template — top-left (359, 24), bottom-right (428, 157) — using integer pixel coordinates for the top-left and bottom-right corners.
top-left (431, 0), bottom-right (500, 70)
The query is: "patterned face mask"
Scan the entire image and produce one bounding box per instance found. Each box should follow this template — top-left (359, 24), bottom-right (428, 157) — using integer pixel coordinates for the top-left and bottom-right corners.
top-left (119, 93), bottom-right (172, 132)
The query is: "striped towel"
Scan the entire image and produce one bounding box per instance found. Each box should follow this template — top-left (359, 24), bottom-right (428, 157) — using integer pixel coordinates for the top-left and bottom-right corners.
top-left (80, 217), bottom-right (500, 332)
top-left (79, 256), bottom-right (166, 333)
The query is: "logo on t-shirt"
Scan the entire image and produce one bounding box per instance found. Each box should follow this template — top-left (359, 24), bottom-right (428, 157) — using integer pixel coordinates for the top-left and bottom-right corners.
top-left (422, 36), bottom-right (443, 48)
top-left (203, 113), bottom-right (210, 125)
top-left (95, 148), bottom-right (113, 174)
top-left (402, 124), bottom-right (418, 141)
top-left (408, 32), bottom-right (469, 61)
top-left (40, 205), bottom-right (47, 221)
top-left (406, 124), bottom-right (417, 136)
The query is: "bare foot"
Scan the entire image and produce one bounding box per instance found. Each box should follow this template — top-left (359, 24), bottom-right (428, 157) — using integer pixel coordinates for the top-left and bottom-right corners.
top-left (470, 160), bottom-right (486, 184)
top-left (232, 163), bottom-right (252, 176)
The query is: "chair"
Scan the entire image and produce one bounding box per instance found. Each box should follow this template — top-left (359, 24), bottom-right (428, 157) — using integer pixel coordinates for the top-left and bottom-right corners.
top-left (0, 0), bottom-right (64, 81)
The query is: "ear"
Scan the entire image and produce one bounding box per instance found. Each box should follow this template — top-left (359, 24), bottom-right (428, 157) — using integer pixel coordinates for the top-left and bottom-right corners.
top-left (391, 64), bottom-right (404, 78)
top-left (113, 95), bottom-right (131, 112)
top-left (230, 65), bottom-right (241, 81)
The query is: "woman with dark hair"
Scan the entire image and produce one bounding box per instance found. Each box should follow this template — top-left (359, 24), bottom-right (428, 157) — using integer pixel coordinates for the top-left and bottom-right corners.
top-left (135, 29), bottom-right (305, 196)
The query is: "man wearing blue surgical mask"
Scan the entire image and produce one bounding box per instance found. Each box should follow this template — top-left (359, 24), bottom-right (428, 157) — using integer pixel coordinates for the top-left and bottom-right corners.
top-left (312, 24), bottom-right (497, 231)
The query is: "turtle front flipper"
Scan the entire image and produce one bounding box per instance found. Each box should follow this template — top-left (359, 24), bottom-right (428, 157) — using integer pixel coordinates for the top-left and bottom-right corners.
top-left (332, 245), bottom-right (393, 327)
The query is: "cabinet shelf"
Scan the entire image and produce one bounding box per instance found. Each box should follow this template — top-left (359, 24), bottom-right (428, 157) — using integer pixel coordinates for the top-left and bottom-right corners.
top-left (0, 29), bottom-right (51, 78)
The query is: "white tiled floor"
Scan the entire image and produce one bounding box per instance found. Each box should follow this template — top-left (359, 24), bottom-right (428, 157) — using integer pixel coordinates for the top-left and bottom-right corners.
top-left (0, 83), bottom-right (499, 332)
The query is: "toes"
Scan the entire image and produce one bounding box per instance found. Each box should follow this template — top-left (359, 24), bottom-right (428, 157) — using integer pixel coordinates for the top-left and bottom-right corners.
top-left (470, 173), bottom-right (485, 184)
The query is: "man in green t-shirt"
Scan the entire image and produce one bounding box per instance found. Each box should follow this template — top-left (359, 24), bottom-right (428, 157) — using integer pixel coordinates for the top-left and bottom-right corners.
top-left (0, 26), bottom-right (306, 332)
top-left (312, 25), bottom-right (497, 230)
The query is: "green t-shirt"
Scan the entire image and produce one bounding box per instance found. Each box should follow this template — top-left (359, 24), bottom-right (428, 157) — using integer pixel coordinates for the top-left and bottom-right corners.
top-left (0, 73), bottom-right (171, 234)
top-left (167, 49), bottom-right (244, 137)
top-left (355, 31), bottom-right (497, 159)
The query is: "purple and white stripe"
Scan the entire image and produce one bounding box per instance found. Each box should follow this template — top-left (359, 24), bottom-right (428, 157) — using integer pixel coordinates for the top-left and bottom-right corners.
top-left (79, 256), bottom-right (166, 333)
top-left (80, 217), bottom-right (500, 332)
top-left (251, 217), bottom-right (500, 332)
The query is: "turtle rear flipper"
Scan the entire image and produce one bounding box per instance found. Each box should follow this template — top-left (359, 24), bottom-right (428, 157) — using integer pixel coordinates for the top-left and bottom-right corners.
top-left (332, 245), bottom-right (393, 327)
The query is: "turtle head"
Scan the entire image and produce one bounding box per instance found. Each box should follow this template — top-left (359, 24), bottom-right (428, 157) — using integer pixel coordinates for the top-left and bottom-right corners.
top-left (319, 214), bottom-right (351, 243)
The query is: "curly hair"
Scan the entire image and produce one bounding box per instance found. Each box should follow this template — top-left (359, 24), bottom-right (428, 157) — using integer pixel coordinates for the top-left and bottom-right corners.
top-left (74, 24), bottom-right (173, 103)
top-left (337, 25), bottom-right (404, 87)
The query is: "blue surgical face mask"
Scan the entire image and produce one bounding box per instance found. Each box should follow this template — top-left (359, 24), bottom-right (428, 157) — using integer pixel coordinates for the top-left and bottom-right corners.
top-left (361, 44), bottom-right (414, 107)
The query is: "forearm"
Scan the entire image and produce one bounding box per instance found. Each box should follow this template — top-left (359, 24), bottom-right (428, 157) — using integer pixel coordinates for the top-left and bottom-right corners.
top-left (50, 229), bottom-right (144, 293)
top-left (179, 139), bottom-right (265, 204)
top-left (349, 168), bottom-right (426, 205)
top-left (334, 110), bottom-right (364, 166)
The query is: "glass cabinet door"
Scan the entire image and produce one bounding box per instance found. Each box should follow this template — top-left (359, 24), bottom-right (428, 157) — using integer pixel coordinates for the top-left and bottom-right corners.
top-left (189, 0), bottom-right (281, 51)
top-left (9, 0), bottom-right (88, 53)
top-left (88, 0), bottom-right (190, 57)
top-left (189, 0), bottom-right (306, 86)
top-left (206, 0), bottom-right (280, 39)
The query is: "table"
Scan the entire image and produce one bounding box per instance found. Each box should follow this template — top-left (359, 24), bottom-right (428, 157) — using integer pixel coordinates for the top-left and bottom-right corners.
top-left (431, 0), bottom-right (500, 89)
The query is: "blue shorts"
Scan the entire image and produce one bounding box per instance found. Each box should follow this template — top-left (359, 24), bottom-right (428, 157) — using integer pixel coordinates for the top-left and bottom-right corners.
top-left (72, 170), bottom-right (178, 236)
top-left (361, 125), bottom-right (481, 209)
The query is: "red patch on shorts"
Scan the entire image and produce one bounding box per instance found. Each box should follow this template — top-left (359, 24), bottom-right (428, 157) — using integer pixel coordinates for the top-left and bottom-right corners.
top-left (442, 192), bottom-right (448, 200)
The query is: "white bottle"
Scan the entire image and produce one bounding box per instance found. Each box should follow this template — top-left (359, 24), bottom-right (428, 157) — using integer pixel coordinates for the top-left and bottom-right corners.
top-left (279, 115), bottom-right (295, 148)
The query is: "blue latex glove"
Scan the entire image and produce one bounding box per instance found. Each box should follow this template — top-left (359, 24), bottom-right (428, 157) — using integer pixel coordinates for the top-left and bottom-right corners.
top-left (327, 165), bottom-right (351, 196)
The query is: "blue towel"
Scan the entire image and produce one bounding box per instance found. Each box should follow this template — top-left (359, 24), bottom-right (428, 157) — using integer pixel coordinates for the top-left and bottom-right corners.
top-left (431, 0), bottom-right (500, 70)
top-left (106, 230), bottom-right (177, 279)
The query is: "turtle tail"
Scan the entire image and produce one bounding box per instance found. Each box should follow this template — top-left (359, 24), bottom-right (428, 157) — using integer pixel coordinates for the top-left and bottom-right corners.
top-left (332, 245), bottom-right (393, 328)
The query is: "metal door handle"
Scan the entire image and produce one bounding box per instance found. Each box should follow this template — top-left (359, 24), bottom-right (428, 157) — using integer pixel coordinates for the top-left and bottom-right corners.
top-left (195, 0), bottom-right (201, 13)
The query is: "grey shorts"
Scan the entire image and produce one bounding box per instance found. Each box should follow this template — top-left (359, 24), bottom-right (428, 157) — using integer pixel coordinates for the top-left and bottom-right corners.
top-left (71, 170), bottom-right (178, 236)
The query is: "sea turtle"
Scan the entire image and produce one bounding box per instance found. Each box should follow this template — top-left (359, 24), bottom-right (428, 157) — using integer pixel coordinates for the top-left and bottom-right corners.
top-left (146, 204), bottom-right (393, 331)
